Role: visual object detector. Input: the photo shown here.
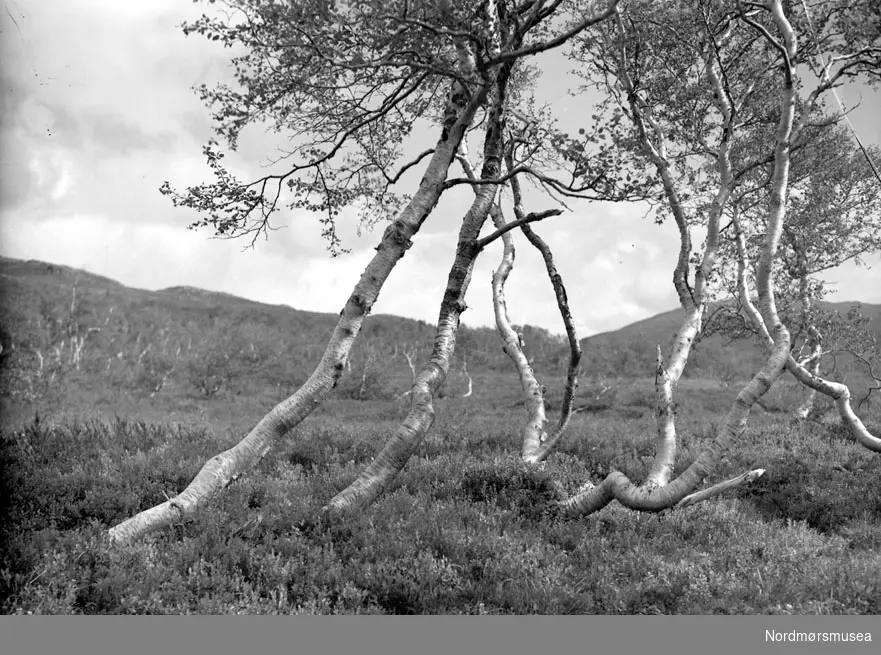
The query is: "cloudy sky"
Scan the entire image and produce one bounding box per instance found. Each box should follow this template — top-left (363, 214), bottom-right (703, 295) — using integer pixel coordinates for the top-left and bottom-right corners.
top-left (2, 1), bottom-right (880, 338)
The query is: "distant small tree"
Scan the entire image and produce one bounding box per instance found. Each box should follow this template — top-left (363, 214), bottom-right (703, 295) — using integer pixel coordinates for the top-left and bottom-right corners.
top-left (335, 345), bottom-right (393, 401)
top-left (396, 343), bottom-right (420, 398)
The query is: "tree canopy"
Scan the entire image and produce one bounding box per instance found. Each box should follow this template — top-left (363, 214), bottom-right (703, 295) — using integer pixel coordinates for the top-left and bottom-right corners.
top-left (109, 0), bottom-right (881, 545)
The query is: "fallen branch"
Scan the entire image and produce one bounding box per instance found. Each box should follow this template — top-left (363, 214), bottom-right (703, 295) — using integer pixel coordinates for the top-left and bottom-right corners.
top-left (674, 468), bottom-right (765, 510)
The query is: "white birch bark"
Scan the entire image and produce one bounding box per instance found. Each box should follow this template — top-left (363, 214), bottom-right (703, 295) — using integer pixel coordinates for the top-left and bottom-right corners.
top-left (559, 1), bottom-right (798, 516)
top-left (456, 139), bottom-right (574, 464)
top-left (108, 75), bottom-right (490, 545)
top-left (324, 60), bottom-right (514, 511)
top-left (518, 222), bottom-right (582, 463)
top-left (792, 303), bottom-right (822, 420)
top-left (731, 5), bottom-right (881, 450)
top-left (733, 217), bottom-right (881, 453)
top-left (514, 206), bottom-right (581, 460)
top-left (606, 13), bottom-right (736, 489)
top-left (474, 146), bottom-right (580, 464)
top-left (488, 201), bottom-right (549, 460)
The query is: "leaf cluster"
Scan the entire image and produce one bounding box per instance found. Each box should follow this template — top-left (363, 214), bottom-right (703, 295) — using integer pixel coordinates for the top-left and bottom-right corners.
top-left (165, 0), bottom-right (493, 251)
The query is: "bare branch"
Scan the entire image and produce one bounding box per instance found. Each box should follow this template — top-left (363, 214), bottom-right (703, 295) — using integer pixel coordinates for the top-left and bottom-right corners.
top-left (487, 1), bottom-right (621, 67)
top-left (384, 149), bottom-right (436, 185)
top-left (507, 162), bottom-right (582, 462)
top-left (674, 469), bottom-right (765, 510)
top-left (475, 209), bottom-right (563, 250)
top-left (738, 7), bottom-right (793, 86)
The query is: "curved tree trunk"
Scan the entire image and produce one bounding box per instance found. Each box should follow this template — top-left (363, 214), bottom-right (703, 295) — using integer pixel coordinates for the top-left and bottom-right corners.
top-left (732, 3), bottom-right (881, 454)
top-left (488, 201), bottom-right (549, 459)
top-left (324, 64), bottom-right (513, 512)
top-left (455, 134), bottom-right (576, 465)
top-left (792, 331), bottom-right (821, 420)
top-left (559, 330), bottom-right (789, 515)
top-left (107, 77), bottom-right (490, 546)
top-left (786, 362), bottom-right (881, 452)
top-left (792, 274), bottom-right (822, 420)
top-left (518, 220), bottom-right (582, 463)
top-left (606, 18), bottom-right (736, 489)
top-left (560, 1), bottom-right (798, 517)
top-left (108, 0), bottom-right (625, 544)
top-left (510, 186), bottom-right (581, 462)
top-left (501, 156), bottom-right (583, 463)
top-left (453, 140), bottom-right (546, 458)
top-left (474, 145), bottom-right (579, 465)
top-left (733, 217), bottom-right (881, 453)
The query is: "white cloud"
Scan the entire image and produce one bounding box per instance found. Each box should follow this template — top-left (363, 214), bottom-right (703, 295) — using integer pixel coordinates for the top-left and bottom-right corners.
top-left (822, 256), bottom-right (881, 304)
top-left (26, 153), bottom-right (46, 188)
top-left (1, 0), bottom-right (879, 341)
top-left (26, 148), bottom-right (75, 201)
top-left (49, 166), bottom-right (74, 201)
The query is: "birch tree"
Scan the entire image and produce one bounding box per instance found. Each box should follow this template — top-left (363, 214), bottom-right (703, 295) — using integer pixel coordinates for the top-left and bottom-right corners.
top-left (566, 0), bottom-right (778, 500)
top-left (458, 0), bottom-right (808, 510)
top-left (721, 123), bottom-right (881, 422)
top-left (556, 0), bottom-right (880, 515)
top-left (713, 0), bottom-right (881, 447)
top-left (109, 0), bottom-right (881, 545)
top-left (454, 73), bottom-right (653, 463)
top-left (110, 0), bottom-right (622, 545)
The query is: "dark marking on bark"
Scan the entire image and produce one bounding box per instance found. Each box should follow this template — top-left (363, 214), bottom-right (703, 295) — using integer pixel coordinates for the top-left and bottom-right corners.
top-left (441, 84), bottom-right (472, 142)
top-left (351, 295), bottom-right (372, 315)
top-left (382, 222), bottom-right (413, 251)
top-left (331, 361), bottom-right (345, 388)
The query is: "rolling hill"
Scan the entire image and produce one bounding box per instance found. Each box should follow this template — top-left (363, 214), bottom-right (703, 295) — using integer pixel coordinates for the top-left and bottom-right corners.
top-left (583, 299), bottom-right (881, 381)
top-left (586, 301), bottom-right (881, 346)
top-left (0, 256), bottom-right (878, 406)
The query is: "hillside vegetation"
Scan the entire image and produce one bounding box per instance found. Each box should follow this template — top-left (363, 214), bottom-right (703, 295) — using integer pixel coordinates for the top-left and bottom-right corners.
top-left (1, 257), bottom-right (880, 614)
top-left (3, 256), bottom-right (878, 409)
top-left (0, 257), bottom-right (576, 408)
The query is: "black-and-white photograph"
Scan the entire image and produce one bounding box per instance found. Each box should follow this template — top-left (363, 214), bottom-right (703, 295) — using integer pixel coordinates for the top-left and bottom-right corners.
top-left (1, 0), bottom-right (880, 632)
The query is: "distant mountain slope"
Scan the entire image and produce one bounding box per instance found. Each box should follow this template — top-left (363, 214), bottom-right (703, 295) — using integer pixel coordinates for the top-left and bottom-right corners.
top-left (581, 298), bottom-right (881, 381)
top-left (585, 301), bottom-right (881, 347)
top-left (586, 305), bottom-right (690, 347)
top-left (1, 257), bottom-right (877, 396)
top-left (0, 258), bottom-right (562, 402)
